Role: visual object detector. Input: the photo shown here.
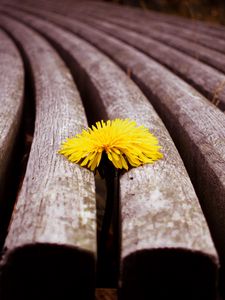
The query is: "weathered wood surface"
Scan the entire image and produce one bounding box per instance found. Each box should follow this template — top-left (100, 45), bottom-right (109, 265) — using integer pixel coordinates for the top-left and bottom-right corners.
top-left (61, 6), bottom-right (225, 260)
top-left (90, 12), bottom-right (225, 76)
top-left (5, 0), bottom-right (225, 40)
top-left (0, 27), bottom-right (23, 177)
top-left (134, 21), bottom-right (225, 54)
top-left (54, 5), bottom-right (225, 269)
top-left (51, 0), bottom-right (225, 76)
top-left (0, 28), bottom-right (24, 247)
top-left (69, 0), bottom-right (225, 53)
top-left (65, 15), bottom-right (225, 110)
top-left (0, 15), bottom-right (96, 300)
top-left (66, 0), bottom-right (225, 40)
top-left (5, 10), bottom-right (220, 299)
top-left (10, 2), bottom-right (225, 280)
top-left (92, 5), bottom-right (225, 70)
top-left (123, 5), bottom-right (225, 40)
top-left (13, 1), bottom-right (225, 81)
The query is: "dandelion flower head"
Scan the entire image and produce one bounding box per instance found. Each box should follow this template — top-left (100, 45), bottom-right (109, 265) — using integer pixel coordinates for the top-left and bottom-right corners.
top-left (59, 119), bottom-right (163, 171)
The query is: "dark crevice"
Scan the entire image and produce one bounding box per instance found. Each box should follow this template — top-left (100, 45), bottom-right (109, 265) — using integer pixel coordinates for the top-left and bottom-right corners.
top-left (97, 153), bottom-right (121, 288)
top-left (0, 28), bottom-right (35, 252)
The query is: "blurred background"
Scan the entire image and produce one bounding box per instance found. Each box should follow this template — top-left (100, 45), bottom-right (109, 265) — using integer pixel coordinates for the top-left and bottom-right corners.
top-left (104, 0), bottom-right (225, 24)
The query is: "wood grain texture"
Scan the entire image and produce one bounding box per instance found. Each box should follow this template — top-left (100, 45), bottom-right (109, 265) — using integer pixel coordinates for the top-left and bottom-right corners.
top-left (125, 4), bottom-right (225, 36)
top-left (0, 28), bottom-right (24, 195)
top-left (66, 15), bottom-right (225, 111)
top-left (0, 15), bottom-right (96, 300)
top-left (137, 21), bottom-right (225, 54)
top-left (13, 0), bottom-right (225, 77)
top-left (5, 0), bottom-right (225, 40)
top-left (69, 0), bottom-right (225, 47)
top-left (57, 2), bottom-right (225, 77)
top-left (104, 13), bottom-right (225, 76)
top-left (35, 7), bottom-right (225, 287)
top-left (66, 0), bottom-right (225, 40)
top-left (72, 2), bottom-right (225, 54)
top-left (9, 11), bottom-right (220, 298)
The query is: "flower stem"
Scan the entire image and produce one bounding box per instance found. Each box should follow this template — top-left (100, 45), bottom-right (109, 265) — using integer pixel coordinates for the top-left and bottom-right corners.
top-left (97, 153), bottom-right (120, 287)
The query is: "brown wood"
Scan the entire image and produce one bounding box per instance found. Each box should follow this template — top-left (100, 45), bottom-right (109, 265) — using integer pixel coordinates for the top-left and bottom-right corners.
top-left (0, 15), bottom-right (96, 300)
top-left (95, 289), bottom-right (117, 300)
top-left (7, 10), bottom-right (220, 299)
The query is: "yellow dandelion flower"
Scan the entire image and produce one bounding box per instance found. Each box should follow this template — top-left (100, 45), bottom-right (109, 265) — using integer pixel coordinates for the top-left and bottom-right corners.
top-left (59, 119), bottom-right (163, 171)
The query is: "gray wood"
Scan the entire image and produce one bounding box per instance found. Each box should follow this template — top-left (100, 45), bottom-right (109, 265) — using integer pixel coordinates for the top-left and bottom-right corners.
top-left (0, 28), bottom-right (24, 248)
top-left (14, 1), bottom-right (225, 78)
top-left (132, 7), bottom-right (225, 40)
top-left (0, 28), bottom-right (24, 193)
top-left (84, 10), bottom-right (225, 76)
top-left (59, 4), bottom-right (225, 247)
top-left (64, 14), bottom-right (225, 110)
top-left (5, 0), bottom-right (225, 40)
top-left (71, 0), bottom-right (225, 41)
top-left (138, 21), bottom-right (225, 54)
top-left (80, 6), bottom-right (225, 75)
top-left (0, 15), bottom-right (96, 300)
top-left (9, 11), bottom-right (219, 299)
top-left (14, 0), bottom-right (225, 54)
top-left (42, 5), bottom-right (225, 268)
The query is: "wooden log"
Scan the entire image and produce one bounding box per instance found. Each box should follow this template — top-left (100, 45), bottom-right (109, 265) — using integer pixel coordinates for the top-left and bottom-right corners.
top-left (0, 28), bottom-right (24, 247)
top-left (7, 10), bottom-right (219, 299)
top-left (0, 15), bottom-right (96, 300)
